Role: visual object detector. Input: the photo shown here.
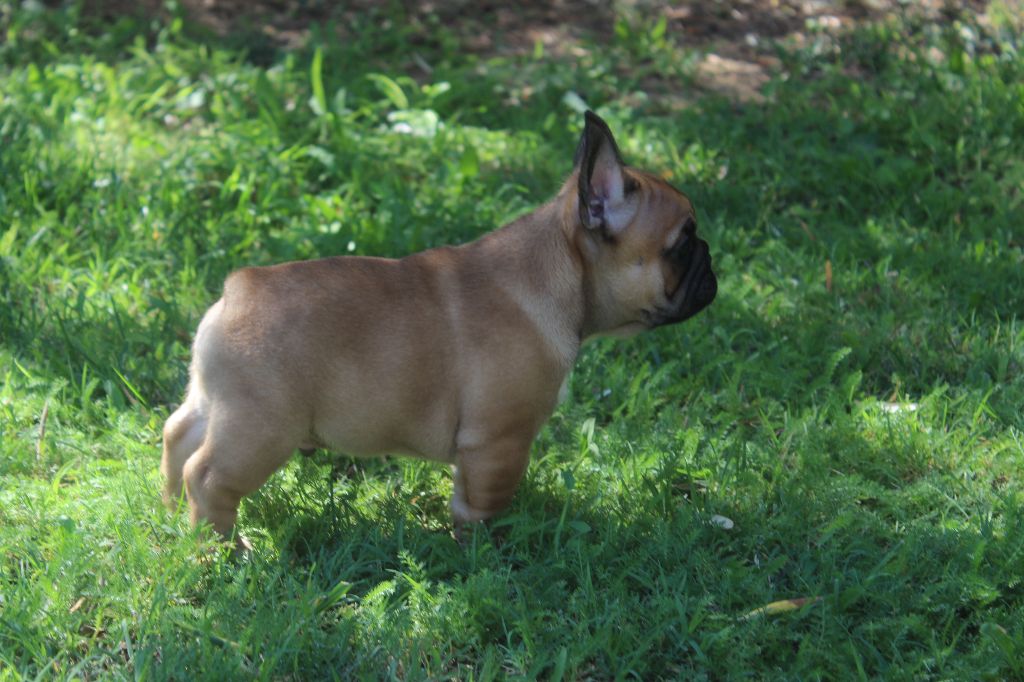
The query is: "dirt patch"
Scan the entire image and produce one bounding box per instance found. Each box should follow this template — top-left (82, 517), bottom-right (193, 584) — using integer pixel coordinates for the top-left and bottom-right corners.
top-left (81, 0), bottom-right (998, 102)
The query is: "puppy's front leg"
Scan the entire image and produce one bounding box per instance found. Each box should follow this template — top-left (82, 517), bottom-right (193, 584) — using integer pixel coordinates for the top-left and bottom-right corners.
top-left (450, 436), bottom-right (531, 539)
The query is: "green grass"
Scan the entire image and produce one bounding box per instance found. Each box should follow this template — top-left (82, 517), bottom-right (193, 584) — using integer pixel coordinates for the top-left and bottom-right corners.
top-left (2, 3), bottom-right (1023, 679)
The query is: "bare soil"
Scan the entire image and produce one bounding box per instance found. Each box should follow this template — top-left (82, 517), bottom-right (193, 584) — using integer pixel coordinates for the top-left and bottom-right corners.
top-left (82, 0), bottom-right (996, 101)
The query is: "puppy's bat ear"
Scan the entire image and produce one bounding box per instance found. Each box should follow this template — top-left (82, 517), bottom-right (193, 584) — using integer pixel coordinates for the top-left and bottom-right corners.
top-left (574, 111), bottom-right (632, 239)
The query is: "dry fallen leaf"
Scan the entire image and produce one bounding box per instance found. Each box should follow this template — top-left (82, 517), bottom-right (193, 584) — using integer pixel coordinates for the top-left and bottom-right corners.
top-left (741, 596), bottom-right (822, 620)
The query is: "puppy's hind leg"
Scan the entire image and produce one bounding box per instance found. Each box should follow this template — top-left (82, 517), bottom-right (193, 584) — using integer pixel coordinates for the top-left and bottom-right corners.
top-left (182, 405), bottom-right (295, 550)
top-left (161, 391), bottom-right (208, 510)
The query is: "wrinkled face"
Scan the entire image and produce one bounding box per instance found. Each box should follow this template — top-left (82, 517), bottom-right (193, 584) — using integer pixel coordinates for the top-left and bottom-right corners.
top-left (577, 170), bottom-right (717, 337)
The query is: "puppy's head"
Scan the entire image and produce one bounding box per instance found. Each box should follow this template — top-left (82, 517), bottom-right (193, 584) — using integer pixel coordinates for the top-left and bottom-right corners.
top-left (570, 111), bottom-right (717, 338)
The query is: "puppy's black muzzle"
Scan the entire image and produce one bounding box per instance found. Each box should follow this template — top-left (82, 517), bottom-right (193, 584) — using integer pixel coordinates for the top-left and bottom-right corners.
top-left (677, 238), bottom-right (717, 319)
top-left (652, 233), bottom-right (716, 327)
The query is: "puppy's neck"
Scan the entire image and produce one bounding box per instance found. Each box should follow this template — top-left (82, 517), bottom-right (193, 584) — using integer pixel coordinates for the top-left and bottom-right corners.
top-left (469, 197), bottom-right (586, 370)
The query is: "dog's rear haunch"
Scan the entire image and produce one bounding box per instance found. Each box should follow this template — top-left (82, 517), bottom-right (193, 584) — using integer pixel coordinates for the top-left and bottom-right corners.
top-left (162, 112), bottom-right (716, 549)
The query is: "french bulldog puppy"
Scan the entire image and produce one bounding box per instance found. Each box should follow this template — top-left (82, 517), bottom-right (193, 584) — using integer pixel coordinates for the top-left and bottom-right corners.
top-left (162, 111), bottom-right (716, 548)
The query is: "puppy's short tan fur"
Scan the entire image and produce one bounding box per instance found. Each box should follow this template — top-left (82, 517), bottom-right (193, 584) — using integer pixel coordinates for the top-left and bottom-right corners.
top-left (162, 112), bottom-right (717, 546)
